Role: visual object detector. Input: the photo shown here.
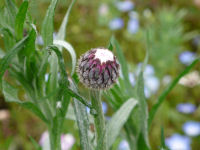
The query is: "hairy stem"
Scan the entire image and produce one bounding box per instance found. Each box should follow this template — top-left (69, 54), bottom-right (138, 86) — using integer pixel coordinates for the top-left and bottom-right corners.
top-left (90, 90), bottom-right (107, 150)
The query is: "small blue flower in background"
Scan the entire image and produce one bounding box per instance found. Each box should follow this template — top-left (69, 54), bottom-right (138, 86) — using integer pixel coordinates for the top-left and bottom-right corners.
top-left (176, 103), bottom-right (196, 114)
top-left (116, 1), bottom-right (134, 12)
top-left (127, 18), bottom-right (139, 34)
top-left (145, 76), bottom-right (160, 93)
top-left (45, 74), bottom-right (49, 82)
top-left (86, 102), bottom-right (107, 114)
top-left (136, 64), bottom-right (154, 77)
top-left (109, 18), bottom-right (124, 30)
top-left (135, 64), bottom-right (159, 98)
top-left (118, 140), bottom-right (130, 150)
top-left (182, 121), bottom-right (200, 137)
top-left (165, 134), bottom-right (191, 150)
top-left (144, 86), bottom-right (151, 98)
top-left (192, 35), bottom-right (200, 47)
top-left (179, 51), bottom-right (196, 65)
top-left (36, 35), bottom-right (44, 45)
top-left (102, 102), bottom-right (108, 114)
top-left (129, 72), bottom-right (135, 86)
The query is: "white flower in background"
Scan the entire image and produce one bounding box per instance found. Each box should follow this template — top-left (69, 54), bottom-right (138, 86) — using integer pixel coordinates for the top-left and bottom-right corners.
top-left (39, 131), bottom-right (75, 150)
top-left (98, 3), bottom-right (109, 16)
top-left (56, 101), bottom-right (62, 108)
top-left (179, 51), bottom-right (196, 65)
top-left (129, 11), bottom-right (139, 19)
top-left (176, 103), bottom-right (196, 114)
top-left (127, 18), bottom-right (139, 34)
top-left (162, 75), bottom-right (172, 85)
top-left (182, 121), bottom-right (200, 137)
top-left (118, 140), bottom-right (130, 150)
top-left (116, 1), bottom-right (134, 12)
top-left (179, 71), bottom-right (200, 88)
top-left (165, 134), bottom-right (191, 150)
top-left (143, 9), bottom-right (152, 18)
top-left (109, 18), bottom-right (124, 30)
top-left (61, 134), bottom-right (75, 150)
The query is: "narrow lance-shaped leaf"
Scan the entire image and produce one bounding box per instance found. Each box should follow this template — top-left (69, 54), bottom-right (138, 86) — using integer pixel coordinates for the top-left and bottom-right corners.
top-left (2, 80), bottom-right (48, 123)
top-left (0, 36), bottom-right (28, 82)
top-left (53, 40), bottom-right (76, 75)
top-left (110, 36), bottom-right (132, 93)
top-left (41, 0), bottom-right (58, 47)
top-left (71, 80), bottom-right (92, 150)
top-left (56, 0), bottom-right (77, 41)
top-left (106, 98), bottom-right (138, 149)
top-left (15, 0), bottom-right (28, 40)
top-left (148, 58), bottom-right (200, 127)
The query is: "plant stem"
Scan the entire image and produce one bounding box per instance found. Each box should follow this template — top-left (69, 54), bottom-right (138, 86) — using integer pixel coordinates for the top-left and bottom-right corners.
top-left (90, 90), bottom-right (107, 150)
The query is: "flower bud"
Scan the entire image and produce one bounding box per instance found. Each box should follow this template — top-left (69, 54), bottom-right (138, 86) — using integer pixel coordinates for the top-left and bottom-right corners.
top-left (77, 48), bottom-right (120, 89)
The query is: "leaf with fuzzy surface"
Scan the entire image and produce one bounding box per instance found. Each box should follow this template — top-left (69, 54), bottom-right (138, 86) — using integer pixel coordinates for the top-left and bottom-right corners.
top-left (0, 36), bottom-right (28, 82)
top-left (15, 0), bottom-right (28, 40)
top-left (41, 0), bottom-right (58, 47)
top-left (2, 80), bottom-right (48, 123)
top-left (106, 98), bottom-right (138, 149)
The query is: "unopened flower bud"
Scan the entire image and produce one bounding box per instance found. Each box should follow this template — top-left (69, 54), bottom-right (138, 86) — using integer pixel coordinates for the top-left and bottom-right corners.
top-left (77, 48), bottom-right (120, 89)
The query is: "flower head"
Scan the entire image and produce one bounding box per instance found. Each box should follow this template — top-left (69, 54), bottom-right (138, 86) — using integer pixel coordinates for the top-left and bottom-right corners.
top-left (77, 48), bottom-right (120, 89)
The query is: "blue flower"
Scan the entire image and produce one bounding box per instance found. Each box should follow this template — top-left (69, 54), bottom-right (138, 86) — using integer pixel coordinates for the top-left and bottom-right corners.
top-left (86, 101), bottom-right (107, 114)
top-left (145, 76), bottom-right (160, 93)
top-left (118, 140), bottom-right (130, 150)
top-left (179, 51), bottom-right (196, 65)
top-left (176, 103), bottom-right (196, 114)
top-left (182, 121), bottom-right (200, 137)
top-left (116, 1), bottom-right (134, 12)
top-left (102, 102), bottom-right (108, 114)
top-left (165, 134), bottom-right (191, 150)
top-left (127, 18), bottom-right (139, 34)
top-left (109, 18), bottom-right (124, 30)
top-left (136, 64), bottom-right (154, 77)
top-left (129, 72), bottom-right (135, 86)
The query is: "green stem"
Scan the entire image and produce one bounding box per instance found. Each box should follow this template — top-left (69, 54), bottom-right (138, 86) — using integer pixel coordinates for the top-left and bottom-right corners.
top-left (90, 90), bottom-right (107, 150)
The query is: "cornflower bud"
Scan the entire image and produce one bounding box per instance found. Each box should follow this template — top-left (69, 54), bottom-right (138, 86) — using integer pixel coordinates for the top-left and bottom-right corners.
top-left (77, 48), bottom-right (119, 89)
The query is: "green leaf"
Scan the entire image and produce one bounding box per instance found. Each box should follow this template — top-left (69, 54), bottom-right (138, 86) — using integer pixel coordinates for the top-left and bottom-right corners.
top-left (71, 81), bottom-right (92, 150)
top-left (56, 0), bottom-right (77, 41)
top-left (135, 41), bottom-right (150, 149)
top-left (110, 36), bottom-right (132, 93)
top-left (2, 80), bottom-right (48, 123)
top-left (29, 136), bottom-right (42, 150)
top-left (106, 98), bottom-right (138, 149)
top-left (0, 27), bottom-right (15, 51)
top-left (5, 0), bottom-right (18, 27)
top-left (15, 0), bottom-right (28, 40)
top-left (53, 40), bottom-right (76, 75)
top-left (0, 49), bottom-right (5, 58)
top-left (41, 0), bottom-right (58, 47)
top-left (148, 58), bottom-right (200, 127)
top-left (0, 36), bottom-right (28, 82)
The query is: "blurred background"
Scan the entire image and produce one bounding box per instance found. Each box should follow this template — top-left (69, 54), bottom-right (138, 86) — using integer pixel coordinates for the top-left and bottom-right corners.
top-left (0, 0), bottom-right (200, 149)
